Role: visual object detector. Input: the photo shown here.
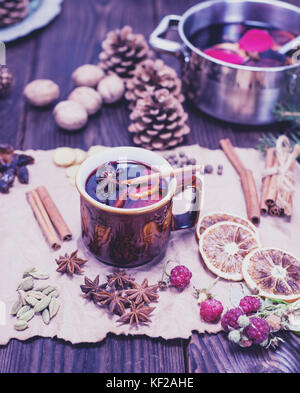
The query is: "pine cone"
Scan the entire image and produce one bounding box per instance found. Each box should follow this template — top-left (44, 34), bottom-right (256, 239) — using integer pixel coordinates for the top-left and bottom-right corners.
top-left (0, 65), bottom-right (13, 94)
top-left (0, 0), bottom-right (29, 27)
top-left (128, 89), bottom-right (190, 150)
top-left (125, 59), bottom-right (185, 110)
top-left (98, 25), bottom-right (151, 79)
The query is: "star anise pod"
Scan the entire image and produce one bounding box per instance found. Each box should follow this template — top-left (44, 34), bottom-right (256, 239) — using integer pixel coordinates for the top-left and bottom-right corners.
top-left (124, 278), bottom-right (159, 304)
top-left (107, 270), bottom-right (135, 289)
top-left (80, 275), bottom-right (107, 302)
top-left (56, 250), bottom-right (87, 275)
top-left (117, 301), bottom-right (155, 327)
top-left (94, 289), bottom-right (130, 316)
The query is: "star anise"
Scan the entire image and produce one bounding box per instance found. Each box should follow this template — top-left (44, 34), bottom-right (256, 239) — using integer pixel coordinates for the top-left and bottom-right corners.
top-left (124, 278), bottom-right (159, 304)
top-left (117, 301), bottom-right (155, 327)
top-left (94, 289), bottom-right (130, 316)
top-left (107, 270), bottom-right (135, 289)
top-left (56, 250), bottom-right (87, 275)
top-left (80, 275), bottom-right (107, 302)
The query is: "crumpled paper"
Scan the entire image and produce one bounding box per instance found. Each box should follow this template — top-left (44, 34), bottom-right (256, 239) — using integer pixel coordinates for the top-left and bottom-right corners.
top-left (0, 145), bottom-right (299, 345)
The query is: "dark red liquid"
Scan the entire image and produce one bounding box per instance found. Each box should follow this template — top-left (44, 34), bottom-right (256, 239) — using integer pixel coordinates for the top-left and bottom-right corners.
top-left (190, 22), bottom-right (296, 67)
top-left (85, 160), bottom-right (168, 209)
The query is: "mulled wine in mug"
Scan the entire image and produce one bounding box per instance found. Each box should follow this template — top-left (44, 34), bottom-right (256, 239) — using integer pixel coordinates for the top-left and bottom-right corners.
top-left (76, 147), bottom-right (202, 267)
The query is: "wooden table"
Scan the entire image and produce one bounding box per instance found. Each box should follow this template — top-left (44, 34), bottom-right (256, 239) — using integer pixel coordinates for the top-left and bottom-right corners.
top-left (0, 0), bottom-right (299, 373)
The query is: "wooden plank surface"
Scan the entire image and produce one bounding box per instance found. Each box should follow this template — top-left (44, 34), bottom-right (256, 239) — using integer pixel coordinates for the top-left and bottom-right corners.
top-left (0, 0), bottom-right (299, 373)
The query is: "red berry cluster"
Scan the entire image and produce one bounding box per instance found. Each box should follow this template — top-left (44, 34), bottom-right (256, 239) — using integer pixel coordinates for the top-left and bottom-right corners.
top-left (221, 296), bottom-right (271, 348)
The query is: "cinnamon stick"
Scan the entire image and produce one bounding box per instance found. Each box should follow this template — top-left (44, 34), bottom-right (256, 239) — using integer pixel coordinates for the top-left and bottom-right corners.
top-left (27, 190), bottom-right (61, 250)
top-left (219, 138), bottom-right (260, 225)
top-left (36, 186), bottom-right (72, 241)
top-left (260, 148), bottom-right (275, 215)
top-left (219, 138), bottom-right (246, 175)
top-left (276, 162), bottom-right (295, 217)
top-left (122, 165), bottom-right (203, 186)
top-left (265, 156), bottom-right (279, 207)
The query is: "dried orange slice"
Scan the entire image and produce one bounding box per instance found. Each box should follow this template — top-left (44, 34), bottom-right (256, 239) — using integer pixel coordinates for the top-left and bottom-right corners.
top-left (242, 248), bottom-right (300, 302)
top-left (199, 222), bottom-right (261, 281)
top-left (196, 211), bottom-right (258, 241)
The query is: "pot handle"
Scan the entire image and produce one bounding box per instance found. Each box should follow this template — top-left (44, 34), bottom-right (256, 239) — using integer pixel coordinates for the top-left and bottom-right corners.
top-left (149, 15), bottom-right (182, 55)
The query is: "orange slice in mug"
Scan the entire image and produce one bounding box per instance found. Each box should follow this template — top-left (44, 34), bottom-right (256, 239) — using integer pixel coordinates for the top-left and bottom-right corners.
top-left (199, 222), bottom-right (261, 281)
top-left (242, 248), bottom-right (300, 302)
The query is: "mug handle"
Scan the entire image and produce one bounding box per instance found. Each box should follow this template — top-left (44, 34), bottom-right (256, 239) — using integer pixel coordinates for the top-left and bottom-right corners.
top-left (171, 174), bottom-right (203, 231)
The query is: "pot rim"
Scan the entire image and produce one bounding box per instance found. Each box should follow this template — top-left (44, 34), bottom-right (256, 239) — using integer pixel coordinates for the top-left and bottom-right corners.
top-left (178, 0), bottom-right (300, 73)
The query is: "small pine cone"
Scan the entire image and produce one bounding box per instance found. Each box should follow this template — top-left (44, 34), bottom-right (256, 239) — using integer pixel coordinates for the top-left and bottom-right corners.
top-left (98, 25), bottom-right (151, 79)
top-left (0, 65), bottom-right (13, 94)
top-left (128, 88), bottom-right (190, 151)
top-left (125, 59), bottom-right (185, 110)
top-left (0, 0), bottom-right (29, 27)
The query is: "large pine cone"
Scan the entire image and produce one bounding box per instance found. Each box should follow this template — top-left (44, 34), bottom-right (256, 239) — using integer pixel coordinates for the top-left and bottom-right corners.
top-left (0, 65), bottom-right (13, 94)
top-left (125, 59), bottom-right (185, 110)
top-left (98, 25), bottom-right (151, 79)
top-left (128, 88), bottom-right (190, 150)
top-left (0, 0), bottom-right (29, 27)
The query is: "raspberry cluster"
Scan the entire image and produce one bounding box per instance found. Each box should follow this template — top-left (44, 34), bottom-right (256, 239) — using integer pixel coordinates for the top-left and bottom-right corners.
top-left (221, 296), bottom-right (272, 348)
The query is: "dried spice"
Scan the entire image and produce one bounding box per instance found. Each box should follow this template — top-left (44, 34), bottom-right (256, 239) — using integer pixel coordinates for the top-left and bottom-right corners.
top-left (94, 290), bottom-right (130, 316)
top-left (80, 275), bottom-right (107, 302)
top-left (107, 270), bottom-right (135, 289)
top-left (0, 144), bottom-right (34, 194)
top-left (11, 268), bottom-right (61, 331)
top-left (56, 250), bottom-right (87, 275)
top-left (117, 302), bottom-right (155, 327)
top-left (124, 278), bottom-right (159, 305)
top-left (80, 271), bottom-right (159, 329)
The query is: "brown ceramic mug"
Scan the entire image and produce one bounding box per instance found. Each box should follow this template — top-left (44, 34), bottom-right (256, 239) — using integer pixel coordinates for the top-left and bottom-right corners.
top-left (76, 147), bottom-right (202, 267)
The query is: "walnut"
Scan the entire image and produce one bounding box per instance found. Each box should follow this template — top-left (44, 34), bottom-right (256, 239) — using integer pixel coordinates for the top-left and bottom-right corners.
top-left (53, 101), bottom-right (88, 131)
top-left (24, 79), bottom-right (60, 107)
top-left (68, 87), bottom-right (102, 115)
top-left (97, 73), bottom-right (125, 104)
top-left (72, 64), bottom-right (105, 87)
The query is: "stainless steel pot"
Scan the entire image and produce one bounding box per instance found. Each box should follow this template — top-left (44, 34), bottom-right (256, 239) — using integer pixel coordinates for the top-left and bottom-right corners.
top-left (149, 0), bottom-right (300, 125)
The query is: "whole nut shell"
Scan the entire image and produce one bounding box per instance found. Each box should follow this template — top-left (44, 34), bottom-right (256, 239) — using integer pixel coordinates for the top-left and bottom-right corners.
top-left (53, 101), bottom-right (88, 131)
top-left (72, 64), bottom-right (105, 87)
top-left (68, 87), bottom-right (102, 115)
top-left (24, 79), bottom-right (60, 107)
top-left (97, 73), bottom-right (125, 104)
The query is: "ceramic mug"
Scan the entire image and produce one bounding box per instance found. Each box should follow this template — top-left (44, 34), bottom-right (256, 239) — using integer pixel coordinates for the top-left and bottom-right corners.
top-left (76, 146), bottom-right (202, 267)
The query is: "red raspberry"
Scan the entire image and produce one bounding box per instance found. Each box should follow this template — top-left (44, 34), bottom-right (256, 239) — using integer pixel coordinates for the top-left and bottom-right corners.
top-left (169, 265), bottom-right (192, 289)
top-left (221, 307), bottom-right (244, 332)
top-left (239, 296), bottom-right (261, 315)
top-left (245, 317), bottom-right (270, 344)
top-left (200, 299), bottom-right (223, 322)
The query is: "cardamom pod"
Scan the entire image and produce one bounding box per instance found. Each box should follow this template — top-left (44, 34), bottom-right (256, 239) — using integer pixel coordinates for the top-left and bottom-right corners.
top-left (18, 290), bottom-right (27, 306)
top-left (42, 308), bottom-right (50, 325)
top-left (49, 297), bottom-right (60, 319)
top-left (17, 305), bottom-right (31, 318)
top-left (18, 276), bottom-right (34, 291)
top-left (10, 299), bottom-right (23, 316)
top-left (23, 268), bottom-right (37, 278)
top-left (25, 295), bottom-right (38, 307)
top-left (14, 320), bottom-right (29, 331)
top-left (48, 290), bottom-right (59, 298)
top-left (29, 272), bottom-right (50, 280)
top-left (26, 290), bottom-right (46, 300)
top-left (42, 286), bottom-right (56, 296)
top-left (19, 308), bottom-right (35, 322)
top-left (34, 295), bottom-right (51, 313)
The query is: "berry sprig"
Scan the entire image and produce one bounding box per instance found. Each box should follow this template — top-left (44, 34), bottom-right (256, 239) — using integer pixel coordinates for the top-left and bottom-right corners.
top-left (158, 260), bottom-right (192, 290)
top-left (220, 296), bottom-right (300, 349)
top-left (194, 277), bottom-right (223, 323)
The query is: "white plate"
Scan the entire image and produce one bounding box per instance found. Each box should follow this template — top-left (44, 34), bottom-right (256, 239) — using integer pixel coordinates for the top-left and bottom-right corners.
top-left (0, 0), bottom-right (64, 43)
